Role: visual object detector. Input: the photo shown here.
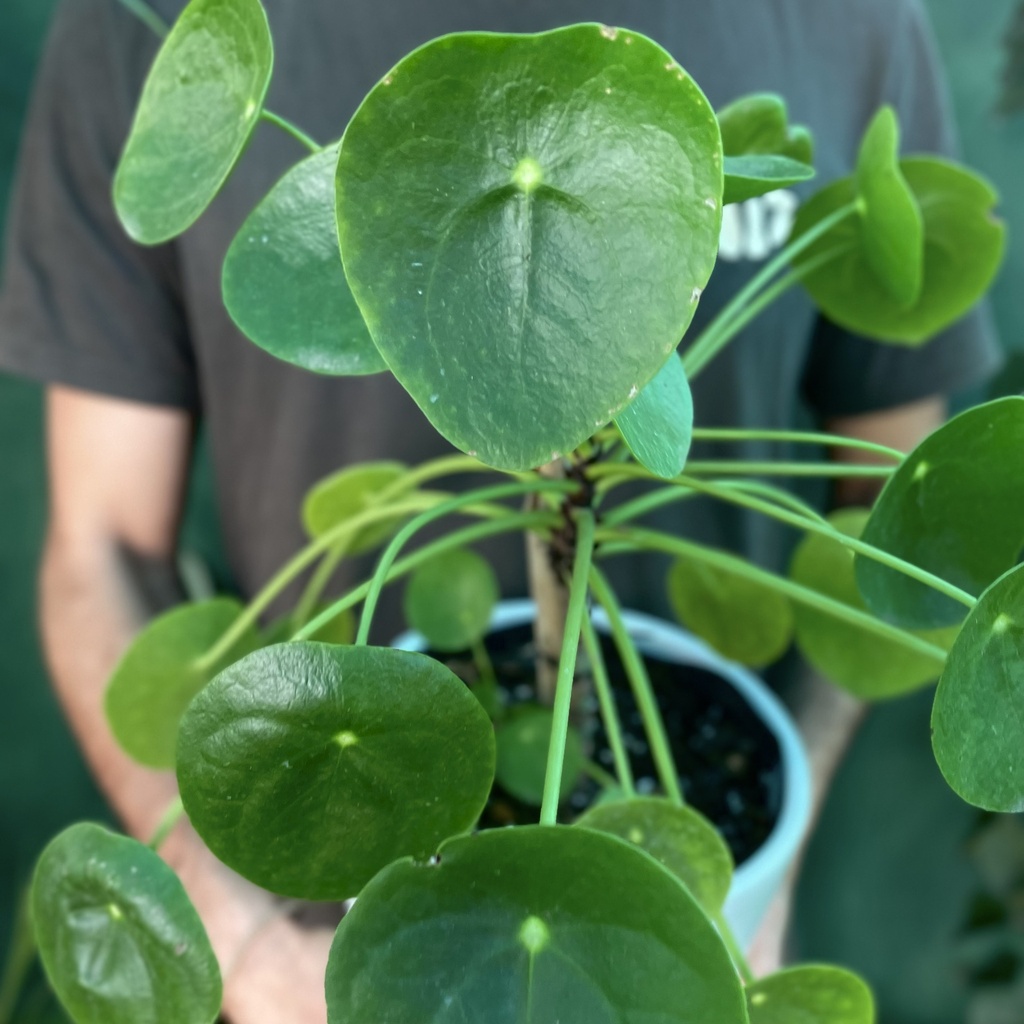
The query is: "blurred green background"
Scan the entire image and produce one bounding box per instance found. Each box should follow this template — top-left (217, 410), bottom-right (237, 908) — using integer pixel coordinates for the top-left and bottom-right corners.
top-left (1, 2), bottom-right (1021, 1020)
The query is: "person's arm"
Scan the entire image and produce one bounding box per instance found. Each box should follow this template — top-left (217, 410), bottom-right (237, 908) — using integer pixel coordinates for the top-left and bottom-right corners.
top-left (41, 385), bottom-right (332, 1024)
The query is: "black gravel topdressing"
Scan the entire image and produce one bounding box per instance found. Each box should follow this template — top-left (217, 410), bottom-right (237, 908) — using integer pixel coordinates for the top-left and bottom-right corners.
top-left (434, 620), bottom-right (784, 867)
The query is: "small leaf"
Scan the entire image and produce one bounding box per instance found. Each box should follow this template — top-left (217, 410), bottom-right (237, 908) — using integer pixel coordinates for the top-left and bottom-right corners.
top-left (723, 154), bottom-right (815, 204)
top-left (301, 461), bottom-right (409, 552)
top-left (791, 156), bottom-right (1005, 344)
top-left (615, 354), bottom-right (693, 478)
top-left (856, 397), bottom-right (1024, 629)
top-left (717, 93), bottom-right (814, 164)
top-left (666, 555), bottom-right (793, 667)
top-left (854, 107), bottom-right (923, 307)
top-left (336, 26), bottom-right (722, 470)
top-left (114, 0), bottom-right (273, 244)
top-left (932, 563), bottom-right (1024, 813)
top-left (32, 824), bottom-right (221, 1024)
top-left (790, 509), bottom-right (950, 699)
top-left (176, 642), bottom-right (495, 899)
top-left (746, 965), bottom-right (874, 1024)
top-left (222, 145), bottom-right (385, 376)
top-left (576, 797), bottom-right (733, 915)
top-left (403, 548), bottom-right (499, 651)
top-left (494, 706), bottom-right (584, 806)
top-left (325, 825), bottom-right (747, 1024)
top-left (105, 599), bottom-right (260, 769)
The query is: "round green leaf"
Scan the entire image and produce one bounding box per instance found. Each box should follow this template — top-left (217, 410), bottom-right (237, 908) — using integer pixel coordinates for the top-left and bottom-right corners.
top-left (615, 354), bottom-right (693, 479)
top-left (790, 509), bottom-right (949, 699)
top-left (791, 156), bottom-right (1005, 344)
top-left (932, 563), bottom-right (1024, 813)
top-left (856, 397), bottom-right (1024, 629)
top-left (576, 797), bottom-right (733, 915)
top-left (301, 461), bottom-right (409, 552)
top-left (403, 548), bottom-right (499, 652)
top-left (222, 145), bottom-right (386, 375)
top-left (723, 154), bottom-right (815, 205)
top-left (335, 26), bottom-right (722, 470)
top-left (717, 92), bottom-right (814, 164)
top-left (105, 598), bottom-right (260, 769)
top-left (494, 706), bottom-right (585, 806)
top-left (325, 825), bottom-right (747, 1024)
top-left (854, 106), bottom-right (923, 307)
top-left (32, 824), bottom-right (221, 1024)
top-left (746, 965), bottom-right (874, 1024)
top-left (114, 0), bottom-right (273, 244)
top-left (176, 642), bottom-right (495, 899)
top-left (666, 555), bottom-right (794, 667)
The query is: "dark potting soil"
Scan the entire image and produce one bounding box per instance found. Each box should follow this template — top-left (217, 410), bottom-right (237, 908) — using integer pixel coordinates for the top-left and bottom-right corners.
top-left (433, 622), bottom-right (783, 867)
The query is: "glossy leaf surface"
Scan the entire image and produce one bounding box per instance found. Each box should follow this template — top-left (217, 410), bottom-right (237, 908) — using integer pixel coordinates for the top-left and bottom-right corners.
top-left (615, 354), bottom-right (693, 479)
top-left (746, 965), bottom-right (874, 1024)
top-left (667, 554), bottom-right (793, 666)
top-left (223, 145), bottom-right (385, 375)
top-left (576, 797), bottom-right (733, 915)
top-left (301, 461), bottom-right (408, 552)
top-left (105, 599), bottom-right (260, 769)
top-left (325, 826), bottom-right (747, 1024)
top-left (723, 154), bottom-right (815, 204)
top-left (32, 824), bottom-right (221, 1024)
top-left (853, 107), bottom-right (923, 307)
top-left (176, 642), bottom-right (495, 899)
top-left (856, 398), bottom-right (1024, 629)
top-left (403, 548), bottom-right (499, 651)
top-left (717, 92), bottom-right (814, 164)
top-left (114, 0), bottom-right (273, 244)
top-left (336, 26), bottom-right (722, 469)
top-left (495, 706), bottom-right (584, 805)
top-left (791, 156), bottom-right (1004, 344)
top-left (790, 509), bottom-right (949, 699)
top-left (932, 564), bottom-right (1024, 812)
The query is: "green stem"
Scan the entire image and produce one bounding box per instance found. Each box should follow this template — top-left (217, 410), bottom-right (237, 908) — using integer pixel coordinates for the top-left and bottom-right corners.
top-left (602, 526), bottom-right (948, 663)
top-left (259, 110), bottom-right (321, 154)
top-left (117, 0), bottom-right (169, 37)
top-left (471, 638), bottom-right (497, 689)
top-left (714, 910), bottom-right (755, 986)
top-left (355, 480), bottom-right (574, 646)
top-left (293, 511), bottom-right (560, 641)
top-left (0, 888), bottom-right (35, 1024)
top-left (378, 454), bottom-right (511, 501)
top-left (691, 427), bottom-right (905, 461)
top-left (682, 201), bottom-right (859, 379)
top-left (589, 566), bottom-right (684, 806)
top-left (580, 615), bottom-right (635, 797)
top-left (582, 760), bottom-right (621, 791)
top-left (148, 796), bottom-right (185, 851)
top-left (679, 461), bottom-right (894, 479)
top-left (290, 540), bottom-right (350, 629)
top-left (539, 511), bottom-right (596, 826)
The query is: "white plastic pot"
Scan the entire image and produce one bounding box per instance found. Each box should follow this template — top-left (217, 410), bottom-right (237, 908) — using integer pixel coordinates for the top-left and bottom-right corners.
top-left (393, 598), bottom-right (812, 950)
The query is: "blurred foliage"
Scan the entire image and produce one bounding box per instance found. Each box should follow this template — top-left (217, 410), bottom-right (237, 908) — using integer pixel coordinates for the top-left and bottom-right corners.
top-left (997, 1), bottom-right (1024, 114)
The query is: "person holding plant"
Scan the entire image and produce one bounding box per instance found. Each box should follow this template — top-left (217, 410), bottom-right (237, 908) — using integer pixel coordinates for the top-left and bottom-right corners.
top-left (0, 0), bottom-right (1003, 1020)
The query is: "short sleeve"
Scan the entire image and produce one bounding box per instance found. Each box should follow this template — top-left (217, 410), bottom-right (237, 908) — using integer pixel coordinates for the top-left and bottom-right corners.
top-left (801, 0), bottom-right (1004, 419)
top-left (0, 0), bottom-right (198, 410)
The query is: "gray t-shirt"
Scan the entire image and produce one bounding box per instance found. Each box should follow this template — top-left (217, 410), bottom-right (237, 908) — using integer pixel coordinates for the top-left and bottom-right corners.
top-left (0, 0), bottom-right (1002, 640)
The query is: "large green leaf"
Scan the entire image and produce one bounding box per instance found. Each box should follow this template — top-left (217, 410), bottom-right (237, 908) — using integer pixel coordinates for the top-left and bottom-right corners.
top-left (723, 154), bottom-right (815, 205)
top-left (853, 106), bottom-right (923, 307)
top-left (105, 598), bottom-right (260, 769)
top-left (32, 824), bottom-right (221, 1024)
top-left (325, 826), bottom-right (747, 1024)
top-left (666, 554), bottom-right (793, 667)
top-left (114, 0), bottom-right (273, 244)
top-left (575, 797), bottom-right (733, 916)
top-left (335, 25), bottom-right (722, 470)
top-left (932, 563), bottom-right (1024, 813)
top-left (615, 354), bottom-right (693, 479)
top-left (790, 509), bottom-right (950, 699)
top-left (222, 145), bottom-right (385, 375)
top-left (791, 156), bottom-right (1004, 344)
top-left (746, 965), bottom-right (874, 1024)
top-left (494, 706), bottom-right (585, 806)
top-left (855, 397), bottom-right (1024, 629)
top-left (716, 93), bottom-right (814, 164)
top-left (301, 461), bottom-right (409, 552)
top-left (403, 547), bottom-right (499, 651)
top-left (176, 642), bottom-right (495, 899)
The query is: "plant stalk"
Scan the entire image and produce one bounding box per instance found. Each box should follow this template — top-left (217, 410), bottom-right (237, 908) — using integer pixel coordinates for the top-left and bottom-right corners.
top-left (0, 887), bottom-right (35, 1024)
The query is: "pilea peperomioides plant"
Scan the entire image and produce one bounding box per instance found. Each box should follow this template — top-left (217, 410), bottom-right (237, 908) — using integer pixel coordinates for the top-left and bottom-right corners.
top-left (19, 1), bottom-right (1022, 1022)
